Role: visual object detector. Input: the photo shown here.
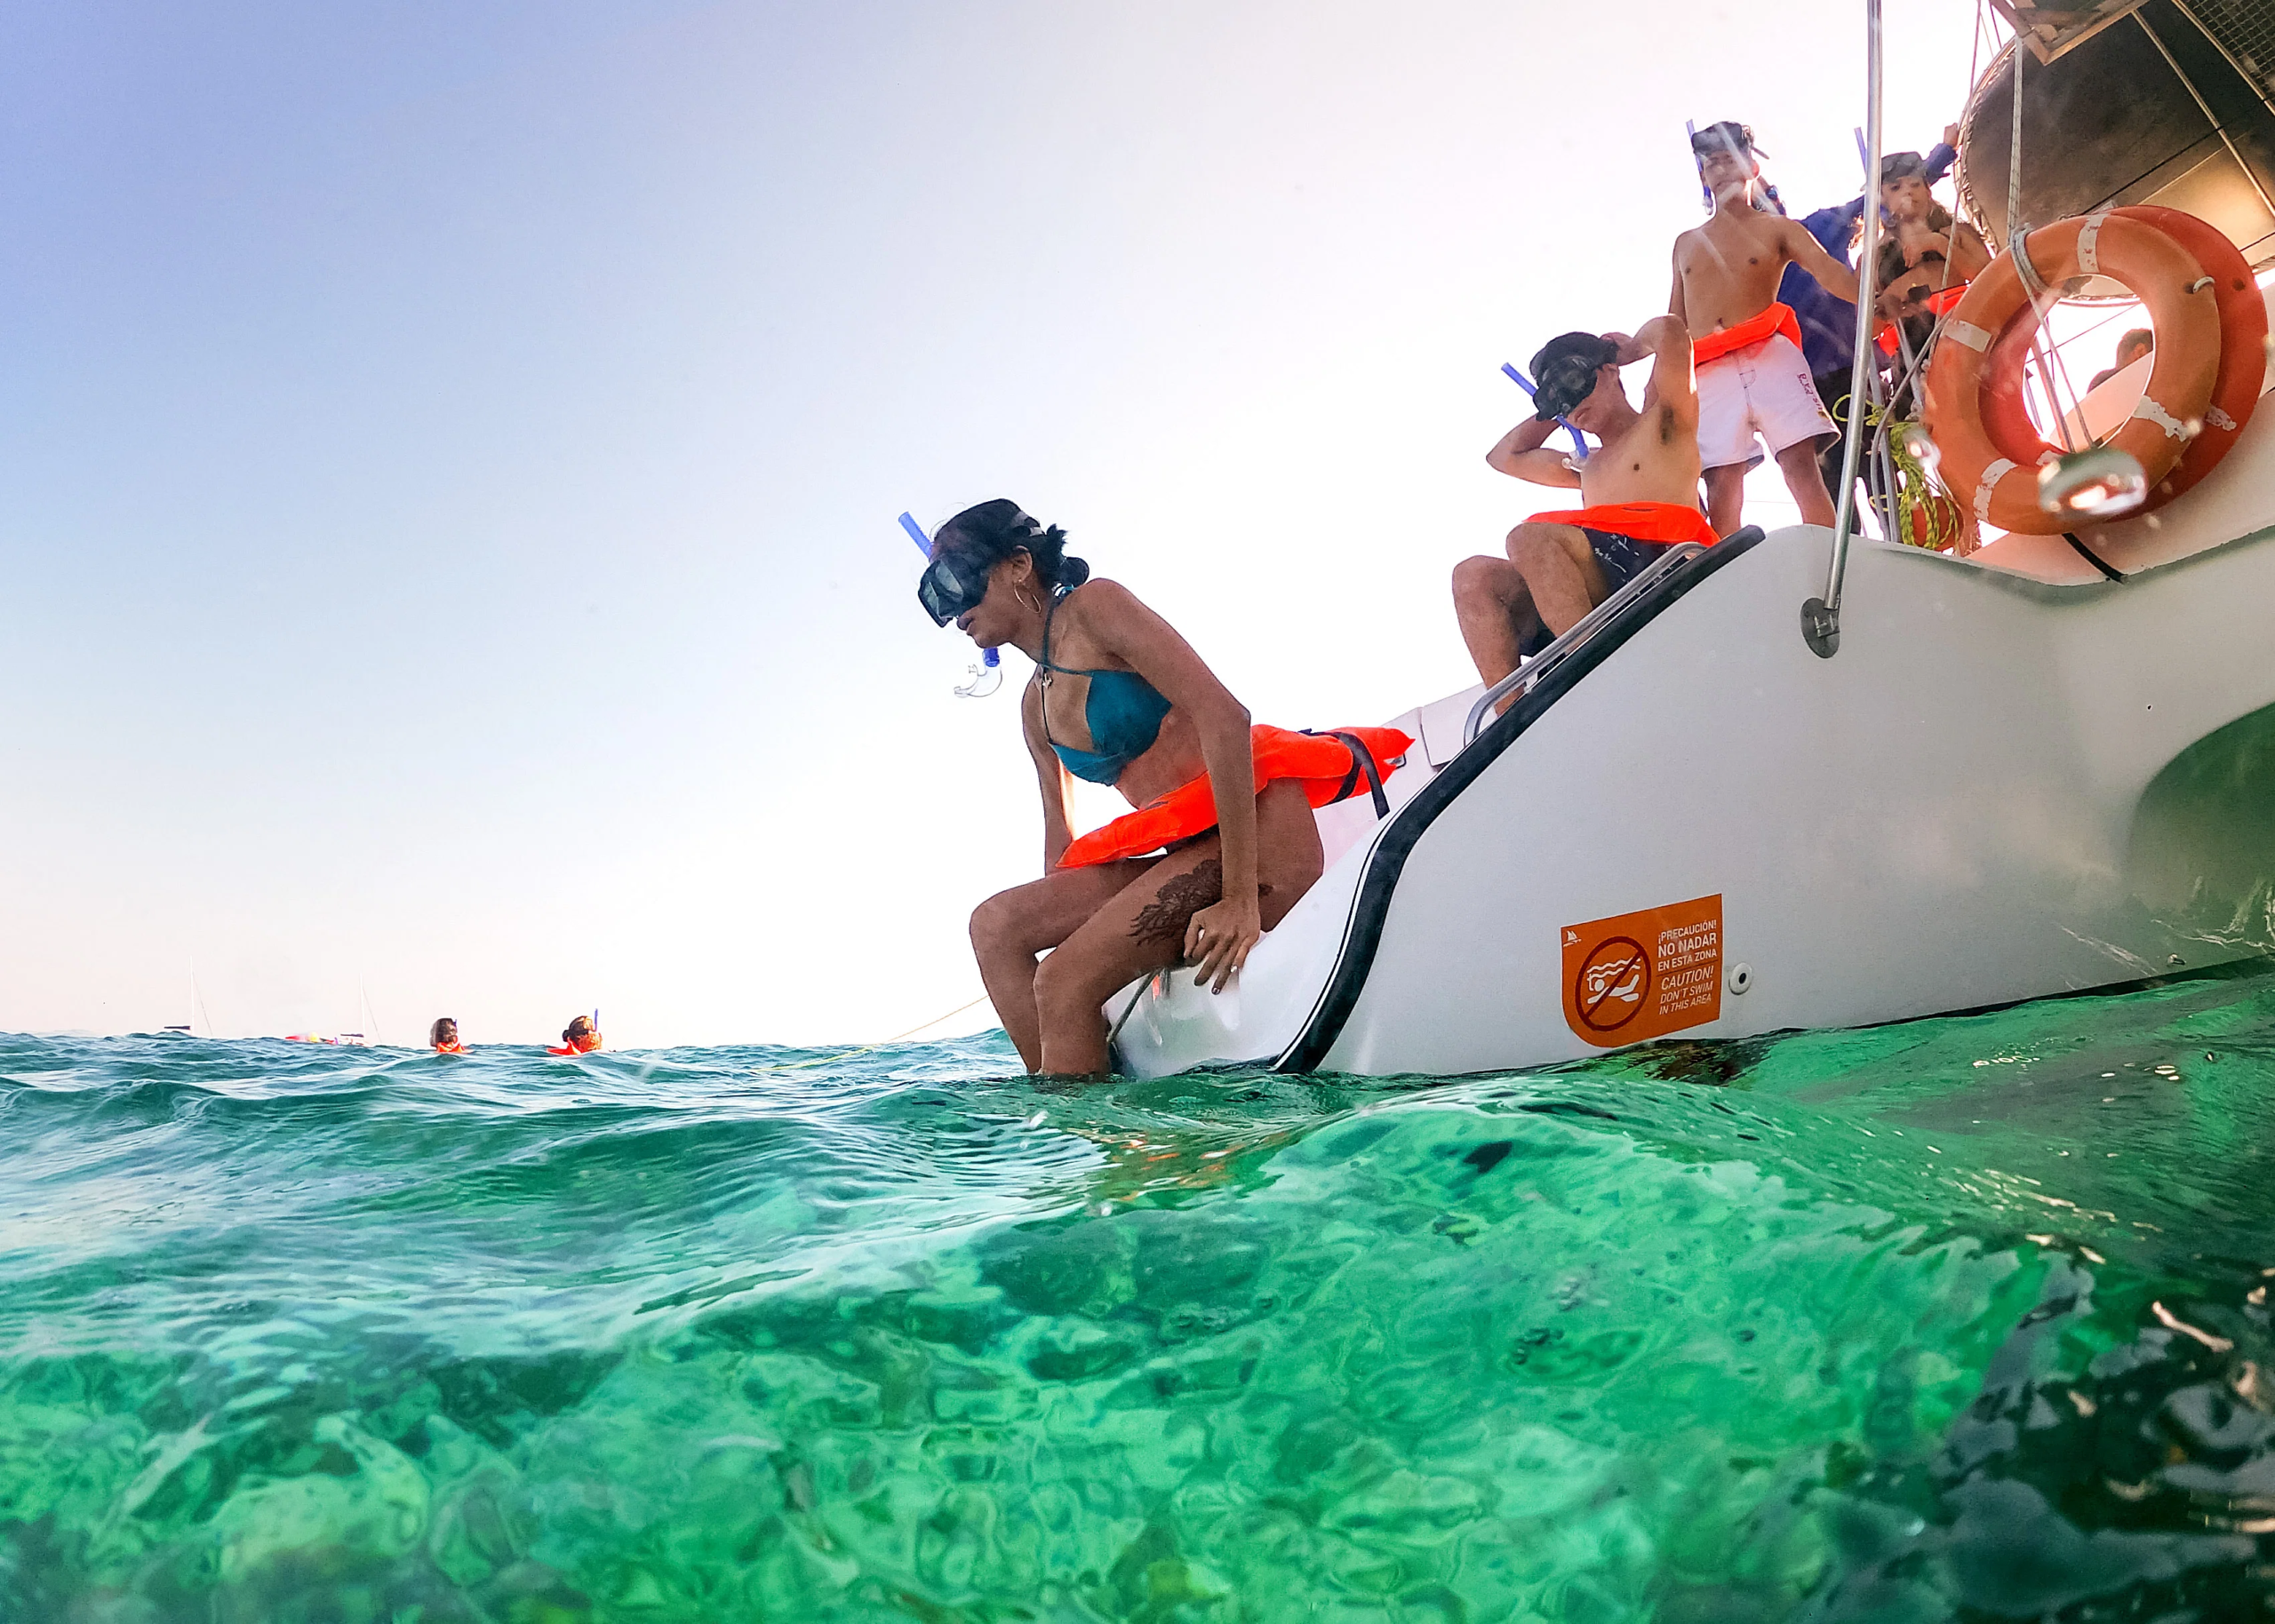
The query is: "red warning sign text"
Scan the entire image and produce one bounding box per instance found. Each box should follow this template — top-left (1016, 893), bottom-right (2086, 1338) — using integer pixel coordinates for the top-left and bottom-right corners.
top-left (1560, 895), bottom-right (1722, 1047)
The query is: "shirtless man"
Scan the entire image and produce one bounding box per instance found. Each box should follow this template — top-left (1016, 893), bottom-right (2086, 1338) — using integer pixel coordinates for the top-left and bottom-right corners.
top-left (1452, 314), bottom-right (1709, 694)
top-left (1675, 121), bottom-right (1862, 534)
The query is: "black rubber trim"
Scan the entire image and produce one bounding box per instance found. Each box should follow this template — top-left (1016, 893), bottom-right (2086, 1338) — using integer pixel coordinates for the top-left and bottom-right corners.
top-left (1274, 529), bottom-right (1766, 1073)
top-left (2063, 530), bottom-right (2127, 582)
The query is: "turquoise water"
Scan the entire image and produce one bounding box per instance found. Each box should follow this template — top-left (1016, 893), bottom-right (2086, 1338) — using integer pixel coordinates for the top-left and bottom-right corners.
top-left (6, 973), bottom-right (2275, 1622)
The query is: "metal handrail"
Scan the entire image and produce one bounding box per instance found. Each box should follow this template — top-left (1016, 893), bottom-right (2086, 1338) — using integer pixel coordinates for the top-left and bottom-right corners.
top-left (1462, 541), bottom-right (1709, 745)
top-left (1801, 0), bottom-right (1883, 658)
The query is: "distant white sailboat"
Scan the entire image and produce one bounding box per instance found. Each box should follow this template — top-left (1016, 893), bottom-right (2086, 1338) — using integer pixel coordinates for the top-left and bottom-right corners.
top-left (161, 971), bottom-right (218, 1038)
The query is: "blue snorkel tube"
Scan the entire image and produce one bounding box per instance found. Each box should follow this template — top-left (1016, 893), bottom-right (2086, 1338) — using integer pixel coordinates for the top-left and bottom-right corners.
top-left (901, 512), bottom-right (1002, 697)
top-left (1502, 364), bottom-right (1591, 464)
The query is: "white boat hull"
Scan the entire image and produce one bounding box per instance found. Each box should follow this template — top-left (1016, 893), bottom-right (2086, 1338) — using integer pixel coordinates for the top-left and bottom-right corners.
top-left (1111, 487), bottom-right (2275, 1078)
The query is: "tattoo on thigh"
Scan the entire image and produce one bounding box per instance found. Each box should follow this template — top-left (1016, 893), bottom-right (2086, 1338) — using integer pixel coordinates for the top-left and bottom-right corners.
top-left (1127, 859), bottom-right (1271, 951)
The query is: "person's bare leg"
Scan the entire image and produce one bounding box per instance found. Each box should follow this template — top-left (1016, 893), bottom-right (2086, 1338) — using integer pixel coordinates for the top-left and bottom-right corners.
top-left (1704, 464), bottom-right (1748, 537)
top-left (1506, 522), bottom-right (1611, 637)
top-left (1450, 553), bottom-right (1542, 691)
top-left (969, 860), bottom-right (1145, 1071)
top-left (1033, 782), bottom-right (1325, 1077)
top-left (1776, 440), bottom-right (1837, 528)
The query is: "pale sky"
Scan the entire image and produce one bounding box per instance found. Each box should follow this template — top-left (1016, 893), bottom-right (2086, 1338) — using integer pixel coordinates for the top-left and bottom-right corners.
top-left (2, 0), bottom-right (1994, 1047)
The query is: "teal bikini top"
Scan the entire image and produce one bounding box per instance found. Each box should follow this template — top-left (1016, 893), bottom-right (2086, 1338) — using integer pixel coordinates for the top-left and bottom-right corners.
top-left (1039, 593), bottom-right (1173, 785)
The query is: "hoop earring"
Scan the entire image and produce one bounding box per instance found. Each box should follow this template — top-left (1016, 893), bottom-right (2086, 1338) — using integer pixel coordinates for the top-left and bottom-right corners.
top-left (1017, 589), bottom-right (1043, 616)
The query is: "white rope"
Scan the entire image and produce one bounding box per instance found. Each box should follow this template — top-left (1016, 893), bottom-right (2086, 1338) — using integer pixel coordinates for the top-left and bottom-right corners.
top-left (760, 992), bottom-right (994, 1074)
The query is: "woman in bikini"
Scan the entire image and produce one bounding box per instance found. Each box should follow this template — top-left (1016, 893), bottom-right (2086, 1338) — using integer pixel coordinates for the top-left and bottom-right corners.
top-left (917, 500), bottom-right (1405, 1077)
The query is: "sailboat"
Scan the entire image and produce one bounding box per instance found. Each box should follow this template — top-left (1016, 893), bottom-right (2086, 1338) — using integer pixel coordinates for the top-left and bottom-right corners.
top-left (1107, 0), bottom-right (2275, 1078)
top-left (160, 972), bottom-right (218, 1039)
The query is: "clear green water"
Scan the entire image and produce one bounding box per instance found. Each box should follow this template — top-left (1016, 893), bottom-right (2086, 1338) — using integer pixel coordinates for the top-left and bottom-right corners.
top-left (7, 972), bottom-right (2275, 1622)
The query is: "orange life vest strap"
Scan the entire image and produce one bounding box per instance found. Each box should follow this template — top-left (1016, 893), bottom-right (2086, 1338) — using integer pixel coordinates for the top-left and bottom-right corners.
top-left (1526, 502), bottom-right (1718, 547)
top-left (1057, 723), bottom-right (1415, 870)
top-left (433, 1041), bottom-right (465, 1055)
top-left (1692, 302), bottom-right (1804, 365)
top-left (1874, 283), bottom-right (1968, 354)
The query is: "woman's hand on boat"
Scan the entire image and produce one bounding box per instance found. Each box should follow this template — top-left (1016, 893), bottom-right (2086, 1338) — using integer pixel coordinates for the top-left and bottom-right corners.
top-left (1185, 896), bottom-right (1262, 992)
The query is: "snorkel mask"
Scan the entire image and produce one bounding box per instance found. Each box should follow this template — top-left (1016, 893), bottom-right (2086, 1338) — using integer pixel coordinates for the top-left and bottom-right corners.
top-left (902, 513), bottom-right (1002, 697)
top-left (1688, 120), bottom-right (1760, 168)
top-left (1527, 334), bottom-right (1621, 423)
top-left (914, 545), bottom-right (992, 626)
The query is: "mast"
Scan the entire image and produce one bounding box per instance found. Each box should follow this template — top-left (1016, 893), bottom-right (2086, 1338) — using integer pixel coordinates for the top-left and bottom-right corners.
top-left (1801, 0), bottom-right (1883, 658)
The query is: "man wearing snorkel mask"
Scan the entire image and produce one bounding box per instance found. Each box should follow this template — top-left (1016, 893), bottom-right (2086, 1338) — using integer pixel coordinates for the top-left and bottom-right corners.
top-left (1675, 121), bottom-right (1861, 536)
top-left (1455, 314), bottom-right (1710, 698)
top-left (917, 500), bottom-right (1409, 1078)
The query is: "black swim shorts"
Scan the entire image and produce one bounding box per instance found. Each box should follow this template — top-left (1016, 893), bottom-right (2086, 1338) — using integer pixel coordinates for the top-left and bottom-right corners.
top-left (1582, 528), bottom-right (1673, 593)
top-left (1515, 529), bottom-right (1671, 657)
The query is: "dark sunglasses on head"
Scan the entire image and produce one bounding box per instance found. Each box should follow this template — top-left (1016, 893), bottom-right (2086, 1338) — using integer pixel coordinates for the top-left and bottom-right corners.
top-left (917, 550), bottom-right (994, 626)
top-left (1690, 121), bottom-right (1755, 152)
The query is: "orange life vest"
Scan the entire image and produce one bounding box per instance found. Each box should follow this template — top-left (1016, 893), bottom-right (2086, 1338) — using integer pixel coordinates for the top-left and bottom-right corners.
top-left (1057, 723), bottom-right (1415, 870)
top-left (548, 1032), bottom-right (602, 1055)
top-left (1692, 302), bottom-right (1804, 365)
top-left (1527, 502), bottom-right (1719, 547)
top-left (433, 1040), bottom-right (466, 1054)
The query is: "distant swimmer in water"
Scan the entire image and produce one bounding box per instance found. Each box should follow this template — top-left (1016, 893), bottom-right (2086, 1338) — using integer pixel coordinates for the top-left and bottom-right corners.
top-left (1456, 314), bottom-right (1710, 700)
top-left (430, 1017), bottom-right (466, 1054)
top-left (548, 1015), bottom-right (601, 1055)
top-left (918, 499), bottom-right (1409, 1078)
top-left (1674, 120), bottom-right (1861, 535)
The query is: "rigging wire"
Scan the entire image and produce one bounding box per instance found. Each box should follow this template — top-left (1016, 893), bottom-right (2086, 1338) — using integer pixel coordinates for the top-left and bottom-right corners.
top-left (2007, 27), bottom-right (2025, 252)
top-left (1968, 0), bottom-right (1988, 141)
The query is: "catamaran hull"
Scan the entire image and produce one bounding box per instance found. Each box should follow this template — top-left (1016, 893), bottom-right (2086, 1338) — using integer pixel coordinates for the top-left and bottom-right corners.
top-left (1110, 518), bottom-right (2275, 1079)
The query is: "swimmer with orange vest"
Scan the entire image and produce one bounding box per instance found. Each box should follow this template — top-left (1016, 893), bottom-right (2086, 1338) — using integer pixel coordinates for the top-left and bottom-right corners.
top-left (430, 1016), bottom-right (466, 1054)
top-left (918, 500), bottom-right (1409, 1077)
top-left (1457, 313), bottom-right (1712, 700)
top-left (547, 1014), bottom-right (602, 1055)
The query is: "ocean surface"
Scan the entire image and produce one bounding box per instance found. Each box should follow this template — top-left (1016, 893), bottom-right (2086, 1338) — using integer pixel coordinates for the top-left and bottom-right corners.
top-left (7, 971), bottom-right (2275, 1623)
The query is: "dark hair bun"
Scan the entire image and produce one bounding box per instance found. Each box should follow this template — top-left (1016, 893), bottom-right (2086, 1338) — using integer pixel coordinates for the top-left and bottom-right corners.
top-left (936, 499), bottom-right (1088, 591)
top-left (1028, 523), bottom-right (1089, 591)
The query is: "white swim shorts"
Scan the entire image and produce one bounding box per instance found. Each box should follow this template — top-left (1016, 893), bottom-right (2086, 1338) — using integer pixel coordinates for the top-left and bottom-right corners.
top-left (1695, 331), bottom-right (1835, 470)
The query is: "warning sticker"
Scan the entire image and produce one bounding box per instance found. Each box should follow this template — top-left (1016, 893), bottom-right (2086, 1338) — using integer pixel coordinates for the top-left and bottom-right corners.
top-left (1560, 895), bottom-right (1722, 1047)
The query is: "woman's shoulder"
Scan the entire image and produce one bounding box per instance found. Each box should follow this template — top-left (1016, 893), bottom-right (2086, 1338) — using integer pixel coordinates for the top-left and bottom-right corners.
top-left (1064, 575), bottom-right (1133, 604)
top-left (1057, 577), bottom-right (1146, 631)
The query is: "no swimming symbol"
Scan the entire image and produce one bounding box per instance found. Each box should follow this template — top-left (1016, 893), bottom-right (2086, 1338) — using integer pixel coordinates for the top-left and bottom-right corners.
top-left (1572, 936), bottom-right (1650, 1034)
top-left (1559, 895), bottom-right (1723, 1049)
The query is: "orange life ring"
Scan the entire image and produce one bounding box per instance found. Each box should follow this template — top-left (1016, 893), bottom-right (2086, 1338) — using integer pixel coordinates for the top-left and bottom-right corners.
top-left (1924, 212), bottom-right (2221, 535)
top-left (1967, 207), bottom-right (2262, 512)
top-left (2114, 206), bottom-right (2265, 505)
